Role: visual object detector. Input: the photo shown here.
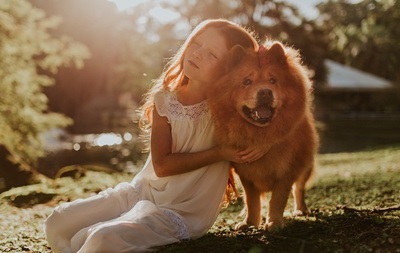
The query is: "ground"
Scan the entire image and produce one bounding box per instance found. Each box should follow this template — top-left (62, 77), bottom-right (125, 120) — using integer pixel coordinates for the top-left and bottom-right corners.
top-left (1, 145), bottom-right (399, 253)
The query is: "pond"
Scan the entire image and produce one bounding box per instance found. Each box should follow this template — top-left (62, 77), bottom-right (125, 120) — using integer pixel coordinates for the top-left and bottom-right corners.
top-left (39, 129), bottom-right (148, 178)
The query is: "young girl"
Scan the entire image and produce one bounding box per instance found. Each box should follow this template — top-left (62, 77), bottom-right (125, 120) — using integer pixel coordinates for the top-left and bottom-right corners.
top-left (44, 19), bottom-right (262, 253)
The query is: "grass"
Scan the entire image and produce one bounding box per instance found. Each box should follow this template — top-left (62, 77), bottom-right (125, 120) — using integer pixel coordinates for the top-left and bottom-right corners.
top-left (1, 145), bottom-right (400, 253)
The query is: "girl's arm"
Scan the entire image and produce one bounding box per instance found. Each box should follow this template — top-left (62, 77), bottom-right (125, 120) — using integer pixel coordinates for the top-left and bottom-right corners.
top-left (151, 107), bottom-right (242, 177)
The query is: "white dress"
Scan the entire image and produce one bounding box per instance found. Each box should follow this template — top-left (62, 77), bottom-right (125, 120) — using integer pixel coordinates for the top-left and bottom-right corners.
top-left (44, 90), bottom-right (230, 253)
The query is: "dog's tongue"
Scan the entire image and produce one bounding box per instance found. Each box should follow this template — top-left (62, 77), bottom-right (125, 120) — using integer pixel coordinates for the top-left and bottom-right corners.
top-left (255, 106), bottom-right (272, 119)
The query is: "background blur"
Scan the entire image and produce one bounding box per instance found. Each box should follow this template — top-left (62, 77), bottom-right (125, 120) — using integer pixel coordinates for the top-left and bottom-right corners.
top-left (1, 0), bottom-right (399, 191)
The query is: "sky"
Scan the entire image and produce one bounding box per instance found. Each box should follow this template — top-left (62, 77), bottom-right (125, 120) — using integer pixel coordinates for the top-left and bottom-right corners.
top-left (109, 0), bottom-right (180, 23)
top-left (109, 0), bottom-right (145, 10)
top-left (285, 0), bottom-right (321, 19)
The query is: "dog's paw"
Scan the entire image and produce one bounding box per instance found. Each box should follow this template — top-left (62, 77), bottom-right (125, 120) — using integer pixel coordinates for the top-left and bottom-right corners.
top-left (235, 222), bottom-right (251, 231)
top-left (264, 221), bottom-right (284, 232)
top-left (293, 208), bottom-right (309, 216)
top-left (235, 222), bottom-right (249, 231)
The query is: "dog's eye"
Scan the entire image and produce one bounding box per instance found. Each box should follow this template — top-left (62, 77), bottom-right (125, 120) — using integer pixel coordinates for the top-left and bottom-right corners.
top-left (243, 78), bottom-right (252, 86)
top-left (269, 77), bottom-right (277, 84)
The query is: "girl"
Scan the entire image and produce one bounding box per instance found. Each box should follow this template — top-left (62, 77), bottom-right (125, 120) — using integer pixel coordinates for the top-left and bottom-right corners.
top-left (44, 19), bottom-right (263, 253)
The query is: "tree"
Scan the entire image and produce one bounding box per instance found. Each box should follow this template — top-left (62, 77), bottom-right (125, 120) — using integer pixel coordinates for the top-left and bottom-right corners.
top-left (0, 0), bottom-right (90, 175)
top-left (30, 0), bottom-right (127, 133)
top-left (163, 0), bottom-right (329, 85)
top-left (30, 0), bottom-right (162, 133)
top-left (317, 0), bottom-right (400, 84)
top-left (235, 0), bottom-right (329, 85)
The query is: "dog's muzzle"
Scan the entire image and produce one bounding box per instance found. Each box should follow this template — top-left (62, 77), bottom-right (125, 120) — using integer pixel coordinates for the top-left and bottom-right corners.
top-left (242, 88), bottom-right (275, 125)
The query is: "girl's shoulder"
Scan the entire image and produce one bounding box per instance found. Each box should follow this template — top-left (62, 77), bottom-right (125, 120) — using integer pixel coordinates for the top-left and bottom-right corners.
top-left (154, 89), bottom-right (177, 108)
top-left (154, 90), bottom-right (209, 121)
top-left (154, 90), bottom-right (173, 117)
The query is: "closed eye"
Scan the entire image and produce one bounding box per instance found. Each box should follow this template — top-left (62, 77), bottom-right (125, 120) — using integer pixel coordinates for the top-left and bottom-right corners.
top-left (210, 52), bottom-right (218, 59)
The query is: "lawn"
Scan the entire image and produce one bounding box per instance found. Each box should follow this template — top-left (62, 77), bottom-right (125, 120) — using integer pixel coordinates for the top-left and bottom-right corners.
top-left (1, 144), bottom-right (399, 253)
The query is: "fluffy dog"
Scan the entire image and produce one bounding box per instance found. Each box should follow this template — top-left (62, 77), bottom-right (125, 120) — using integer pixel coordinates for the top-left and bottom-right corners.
top-left (208, 41), bottom-right (319, 231)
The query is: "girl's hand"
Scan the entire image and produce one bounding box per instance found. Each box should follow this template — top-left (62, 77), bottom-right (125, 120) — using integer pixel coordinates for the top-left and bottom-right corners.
top-left (216, 146), bottom-right (246, 163)
top-left (237, 146), bottom-right (268, 163)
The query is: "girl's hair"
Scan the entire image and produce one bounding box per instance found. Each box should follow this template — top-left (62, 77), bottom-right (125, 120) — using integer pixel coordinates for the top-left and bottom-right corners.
top-left (138, 19), bottom-right (258, 133)
top-left (137, 19), bottom-right (258, 204)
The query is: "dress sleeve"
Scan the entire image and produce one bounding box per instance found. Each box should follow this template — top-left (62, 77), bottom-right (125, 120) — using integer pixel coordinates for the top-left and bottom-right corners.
top-left (154, 90), bottom-right (168, 118)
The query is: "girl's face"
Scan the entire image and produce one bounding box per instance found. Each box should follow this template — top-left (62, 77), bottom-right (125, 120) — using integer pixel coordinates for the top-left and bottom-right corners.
top-left (183, 27), bottom-right (229, 85)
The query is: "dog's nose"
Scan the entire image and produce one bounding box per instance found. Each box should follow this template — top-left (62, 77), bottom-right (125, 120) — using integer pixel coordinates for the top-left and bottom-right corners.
top-left (257, 89), bottom-right (273, 100)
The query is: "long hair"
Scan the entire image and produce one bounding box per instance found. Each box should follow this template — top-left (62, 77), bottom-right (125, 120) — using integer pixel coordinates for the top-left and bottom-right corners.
top-left (138, 19), bottom-right (258, 133)
top-left (137, 19), bottom-right (258, 203)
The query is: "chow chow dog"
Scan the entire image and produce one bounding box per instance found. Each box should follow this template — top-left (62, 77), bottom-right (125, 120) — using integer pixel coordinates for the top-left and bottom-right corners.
top-left (208, 41), bottom-right (319, 231)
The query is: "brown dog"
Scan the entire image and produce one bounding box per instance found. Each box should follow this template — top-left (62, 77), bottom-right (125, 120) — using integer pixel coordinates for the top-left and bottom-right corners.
top-left (208, 41), bottom-right (319, 231)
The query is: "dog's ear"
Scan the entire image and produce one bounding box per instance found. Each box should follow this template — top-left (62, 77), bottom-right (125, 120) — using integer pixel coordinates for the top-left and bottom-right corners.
top-left (266, 42), bottom-right (287, 66)
top-left (225, 45), bottom-right (246, 72)
top-left (258, 45), bottom-right (267, 67)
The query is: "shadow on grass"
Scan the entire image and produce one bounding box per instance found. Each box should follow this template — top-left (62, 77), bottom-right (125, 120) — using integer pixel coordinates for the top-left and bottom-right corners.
top-left (155, 167), bottom-right (400, 253)
top-left (4, 192), bottom-right (58, 208)
top-left (155, 208), bottom-right (400, 253)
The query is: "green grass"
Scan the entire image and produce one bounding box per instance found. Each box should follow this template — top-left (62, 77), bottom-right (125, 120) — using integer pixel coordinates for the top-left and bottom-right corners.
top-left (1, 146), bottom-right (400, 253)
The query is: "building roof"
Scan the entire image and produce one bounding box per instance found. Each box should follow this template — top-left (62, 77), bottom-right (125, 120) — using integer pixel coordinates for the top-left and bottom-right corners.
top-left (324, 59), bottom-right (392, 90)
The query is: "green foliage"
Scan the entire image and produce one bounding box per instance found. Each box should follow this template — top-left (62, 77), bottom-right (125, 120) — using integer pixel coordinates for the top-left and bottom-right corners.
top-left (30, 0), bottom-right (165, 128)
top-left (317, 0), bottom-right (400, 83)
top-left (0, 0), bottom-right (90, 167)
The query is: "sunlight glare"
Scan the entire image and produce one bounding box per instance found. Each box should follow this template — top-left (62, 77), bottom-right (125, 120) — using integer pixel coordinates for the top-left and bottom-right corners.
top-left (108, 0), bottom-right (146, 11)
top-left (123, 132), bottom-right (133, 141)
top-left (108, 0), bottom-right (180, 24)
top-left (149, 6), bottom-right (180, 23)
top-left (94, 133), bottom-right (123, 147)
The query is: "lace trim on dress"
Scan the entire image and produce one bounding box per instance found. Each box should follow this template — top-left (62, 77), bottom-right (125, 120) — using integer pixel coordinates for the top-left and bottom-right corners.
top-left (160, 208), bottom-right (190, 240)
top-left (157, 91), bottom-right (209, 121)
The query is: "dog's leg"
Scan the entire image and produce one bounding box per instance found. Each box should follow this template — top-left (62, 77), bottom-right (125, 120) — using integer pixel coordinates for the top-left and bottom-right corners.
top-left (292, 166), bottom-right (312, 216)
top-left (235, 179), bottom-right (261, 230)
top-left (266, 184), bottom-right (291, 231)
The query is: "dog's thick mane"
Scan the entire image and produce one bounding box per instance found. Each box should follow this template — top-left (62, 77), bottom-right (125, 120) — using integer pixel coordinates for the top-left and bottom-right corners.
top-left (209, 41), bottom-right (314, 149)
top-left (209, 40), bottom-right (318, 231)
top-left (262, 40), bottom-right (313, 91)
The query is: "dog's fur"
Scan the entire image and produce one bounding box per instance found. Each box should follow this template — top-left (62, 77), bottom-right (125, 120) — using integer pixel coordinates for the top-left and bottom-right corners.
top-left (208, 41), bottom-right (319, 231)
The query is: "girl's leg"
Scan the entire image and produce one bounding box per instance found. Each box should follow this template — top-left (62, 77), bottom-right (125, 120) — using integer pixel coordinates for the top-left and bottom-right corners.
top-left (44, 182), bottom-right (137, 252)
top-left (74, 200), bottom-right (181, 253)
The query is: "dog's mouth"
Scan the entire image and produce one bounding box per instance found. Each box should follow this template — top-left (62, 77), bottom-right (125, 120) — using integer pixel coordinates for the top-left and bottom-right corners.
top-left (242, 104), bottom-right (275, 125)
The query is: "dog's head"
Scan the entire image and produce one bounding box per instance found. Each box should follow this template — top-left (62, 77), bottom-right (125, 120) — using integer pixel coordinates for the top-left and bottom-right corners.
top-left (212, 41), bottom-right (312, 128)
